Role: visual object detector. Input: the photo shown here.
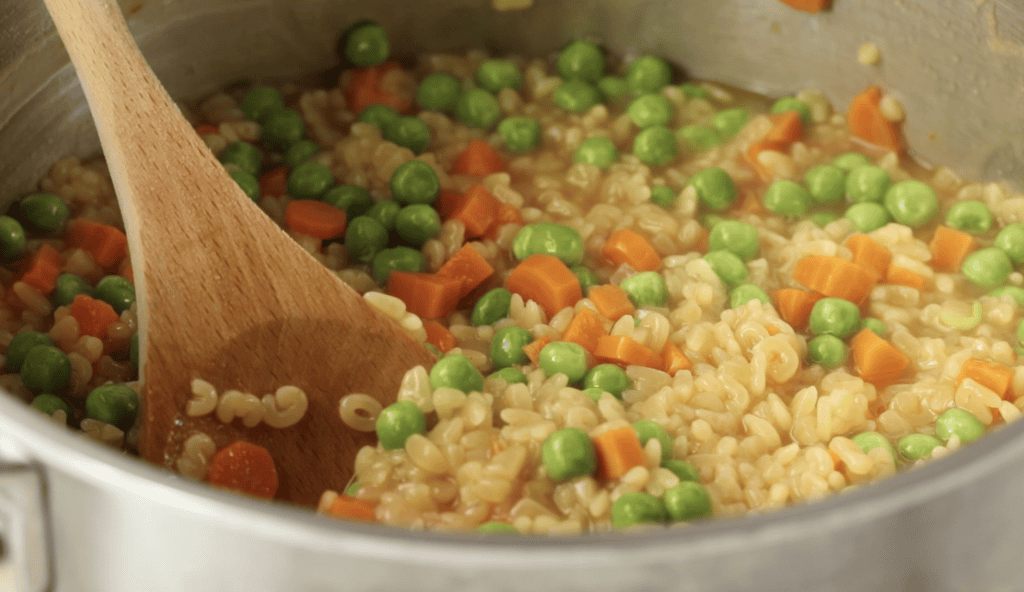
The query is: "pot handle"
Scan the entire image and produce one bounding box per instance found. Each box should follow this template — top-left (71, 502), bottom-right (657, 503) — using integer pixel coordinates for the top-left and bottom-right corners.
top-left (0, 464), bottom-right (53, 592)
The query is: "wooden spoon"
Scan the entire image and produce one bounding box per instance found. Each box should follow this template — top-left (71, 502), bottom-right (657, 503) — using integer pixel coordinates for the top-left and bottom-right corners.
top-left (43, 0), bottom-right (436, 506)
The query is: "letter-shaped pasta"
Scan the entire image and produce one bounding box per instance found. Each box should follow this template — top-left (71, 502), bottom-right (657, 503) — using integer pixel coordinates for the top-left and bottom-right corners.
top-left (187, 378), bottom-right (218, 417)
top-left (338, 393), bottom-right (383, 432)
top-left (752, 335), bottom-right (801, 383)
top-left (262, 385), bottom-right (309, 428)
top-left (217, 390), bottom-right (264, 428)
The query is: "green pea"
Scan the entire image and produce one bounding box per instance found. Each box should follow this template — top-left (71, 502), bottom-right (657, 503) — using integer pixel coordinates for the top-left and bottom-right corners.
top-left (678, 124), bottom-right (721, 152)
top-left (390, 160), bottom-right (440, 205)
top-left (679, 83), bottom-right (708, 98)
top-left (708, 220), bottom-right (759, 262)
top-left (884, 180), bottom-right (939, 228)
top-left (934, 407), bottom-right (985, 444)
top-left (701, 214), bottom-right (727, 230)
top-left (512, 223), bottom-right (584, 266)
top-left (84, 384), bottom-right (138, 429)
top-left (1018, 317), bottom-right (1024, 346)
top-left (489, 326), bottom-right (532, 369)
top-left (476, 59), bottom-right (522, 93)
top-left (703, 250), bottom-right (748, 287)
top-left (764, 179), bottom-right (811, 217)
top-left (687, 167), bottom-right (736, 211)
top-left (283, 140), bottom-right (321, 169)
top-left (597, 76), bottom-right (627, 102)
top-left (809, 212), bottom-right (840, 227)
top-left (424, 343), bottom-right (442, 357)
top-left (343, 21), bottom-right (389, 67)
top-left (650, 186), bottom-right (677, 208)
top-left (372, 246), bottom-right (425, 285)
top-left (662, 459), bottom-right (699, 482)
top-left (627, 94), bottom-right (672, 128)
top-left (19, 193), bottom-right (69, 234)
top-left (345, 480), bottom-right (361, 496)
top-left (261, 108), bottom-right (306, 150)
top-left (581, 387), bottom-right (606, 402)
top-left (219, 141), bottom-right (262, 177)
top-left (287, 162), bottom-right (334, 200)
top-left (416, 73), bottom-right (461, 112)
top-left (228, 170), bottom-right (260, 201)
top-left (851, 431), bottom-right (897, 464)
top-left (994, 223), bottom-right (1024, 264)
top-left (93, 275), bottom-right (135, 314)
top-left (5, 332), bottom-right (54, 373)
top-left (556, 41), bottom-right (605, 82)
top-left (804, 164), bottom-right (846, 204)
top-left (575, 137), bottom-right (619, 169)
top-left (344, 215), bottom-right (389, 263)
top-left (471, 288), bottom-right (513, 326)
top-left (31, 393), bottom-right (70, 417)
top-left (632, 125), bottom-right (677, 165)
top-left (455, 88), bottom-right (501, 129)
top-left (860, 317), bottom-right (887, 337)
top-left (663, 481), bottom-right (713, 522)
top-left (375, 401), bottom-right (426, 450)
top-left (477, 522), bottom-right (519, 534)
top-left (572, 266), bottom-right (599, 294)
top-left (488, 367), bottom-right (527, 385)
top-left (844, 165), bottom-right (890, 203)
top-left (240, 86), bottom-right (285, 123)
top-left (384, 116), bottom-right (432, 155)
top-left (962, 247), bottom-right (1013, 288)
top-left (832, 152), bottom-right (871, 171)
top-left (712, 108), bottom-right (749, 138)
top-left (845, 202), bottom-right (891, 233)
top-left (945, 201), bottom-right (992, 235)
top-left (619, 271), bottom-right (668, 308)
top-left (807, 334), bottom-right (847, 368)
top-left (323, 184), bottom-right (374, 217)
top-left (20, 344), bottom-right (71, 393)
top-left (394, 204), bottom-right (440, 246)
top-left (366, 200), bottom-right (401, 230)
top-left (52, 273), bottom-right (93, 307)
top-left (625, 56), bottom-right (672, 94)
top-left (358, 104), bottom-right (400, 130)
top-left (539, 341), bottom-right (588, 383)
top-left (730, 284), bottom-right (771, 308)
top-left (553, 80), bottom-right (602, 113)
top-left (542, 427), bottom-right (597, 481)
top-left (770, 96), bottom-right (812, 126)
top-left (429, 353), bottom-right (485, 393)
top-left (0, 216), bottom-right (26, 260)
top-left (633, 420), bottom-right (672, 462)
top-left (897, 433), bottom-right (942, 461)
top-left (809, 297), bottom-right (861, 339)
top-left (498, 117), bottom-right (542, 153)
top-left (990, 286), bottom-right (1024, 308)
top-left (130, 332), bottom-right (139, 368)
top-left (582, 363), bottom-right (630, 398)
top-left (611, 491), bottom-right (667, 528)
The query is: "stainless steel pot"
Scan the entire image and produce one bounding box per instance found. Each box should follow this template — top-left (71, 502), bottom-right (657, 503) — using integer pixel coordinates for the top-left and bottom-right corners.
top-left (2, 1), bottom-right (1024, 590)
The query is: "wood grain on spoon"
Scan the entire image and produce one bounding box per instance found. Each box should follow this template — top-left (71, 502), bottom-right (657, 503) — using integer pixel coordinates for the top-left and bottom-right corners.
top-left (43, 0), bottom-right (436, 506)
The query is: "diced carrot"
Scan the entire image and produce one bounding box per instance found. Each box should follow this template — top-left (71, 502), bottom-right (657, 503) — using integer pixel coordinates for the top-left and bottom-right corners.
top-left (772, 288), bottom-right (824, 332)
top-left (284, 200), bottom-right (347, 240)
top-left (560, 307), bottom-right (608, 353)
top-left (505, 254), bottom-right (582, 319)
top-left (451, 140), bottom-right (506, 177)
top-left (195, 124), bottom-right (219, 136)
top-left (69, 294), bottom-right (120, 339)
top-left (448, 184), bottom-right (500, 239)
top-left (593, 334), bottom-right (662, 370)
top-left (345, 61), bottom-right (413, 115)
top-left (423, 320), bottom-right (457, 353)
top-left (593, 425), bottom-right (646, 481)
top-left (792, 255), bottom-right (878, 305)
top-left (850, 328), bottom-right (910, 387)
top-left (776, 0), bottom-right (832, 14)
top-left (119, 259), bottom-right (134, 283)
top-left (18, 244), bottom-right (63, 294)
top-left (387, 271), bottom-right (464, 320)
top-left (929, 225), bottom-right (978, 273)
top-left (522, 335), bottom-right (552, 365)
top-left (885, 264), bottom-right (927, 291)
top-left (766, 325), bottom-right (780, 336)
top-left (764, 110), bottom-right (804, 144)
top-left (847, 85), bottom-right (904, 154)
top-left (204, 441), bottom-right (279, 500)
top-left (601, 229), bottom-right (662, 272)
top-left (956, 358), bottom-right (1014, 399)
top-left (259, 166), bottom-right (290, 198)
top-left (325, 495), bottom-right (378, 522)
top-left (694, 225), bottom-right (710, 255)
top-left (63, 219), bottom-right (128, 268)
top-left (587, 284), bottom-right (635, 322)
top-left (845, 234), bottom-right (891, 281)
top-left (745, 140), bottom-right (788, 182)
top-left (483, 203), bottom-right (523, 240)
top-left (661, 340), bottom-right (692, 375)
top-left (434, 189), bottom-right (465, 220)
top-left (737, 189), bottom-right (766, 216)
top-left (436, 243), bottom-right (496, 300)
top-left (828, 449), bottom-right (842, 470)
